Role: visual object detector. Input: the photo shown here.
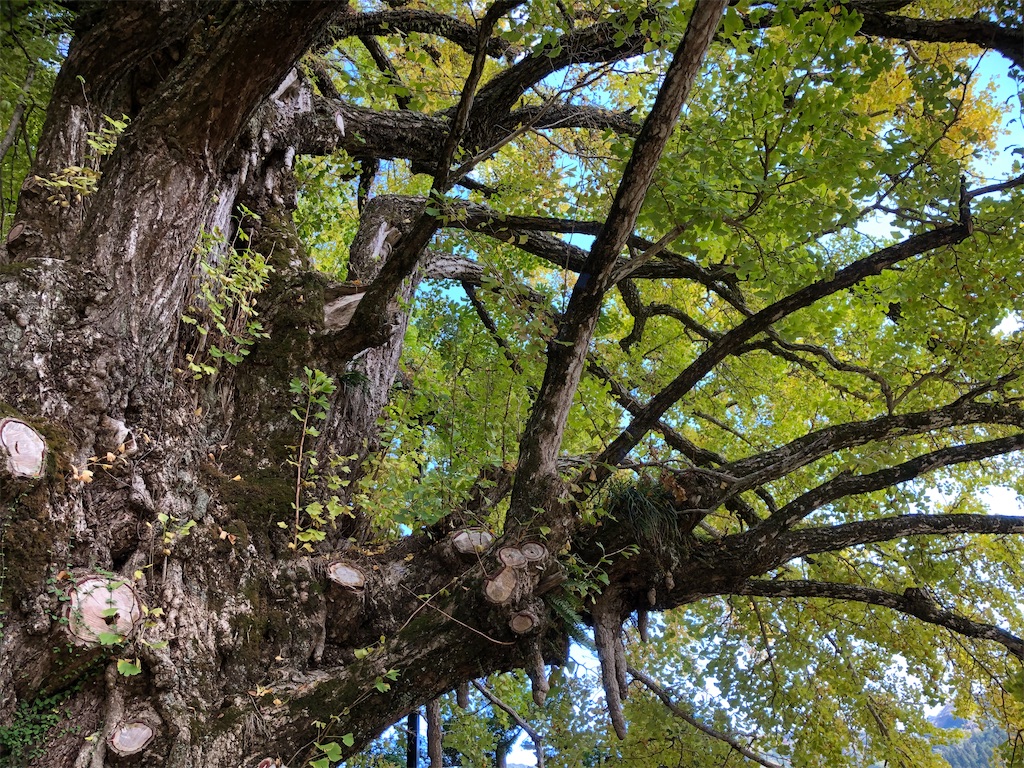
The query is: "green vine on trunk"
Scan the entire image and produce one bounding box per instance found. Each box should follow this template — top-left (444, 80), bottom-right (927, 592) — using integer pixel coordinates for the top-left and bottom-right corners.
top-left (284, 368), bottom-right (356, 551)
top-left (180, 213), bottom-right (272, 379)
top-left (33, 113), bottom-right (128, 206)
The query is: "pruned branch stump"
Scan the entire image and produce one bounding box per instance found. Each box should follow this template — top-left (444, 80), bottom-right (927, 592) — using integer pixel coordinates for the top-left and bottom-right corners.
top-left (64, 575), bottom-right (143, 647)
top-left (0, 418), bottom-right (46, 479)
top-left (520, 542), bottom-right (547, 562)
top-left (497, 546), bottom-right (528, 569)
top-left (451, 528), bottom-right (494, 556)
top-left (483, 566), bottom-right (518, 604)
top-left (107, 720), bottom-right (156, 757)
top-left (326, 560), bottom-right (366, 591)
top-left (509, 610), bottom-right (540, 634)
top-left (325, 559), bottom-right (366, 644)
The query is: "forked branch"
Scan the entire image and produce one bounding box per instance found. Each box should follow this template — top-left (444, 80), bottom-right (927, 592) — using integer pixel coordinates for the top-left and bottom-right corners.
top-left (596, 215), bottom-right (974, 471)
top-left (721, 401), bottom-right (1024, 496)
top-left (755, 432), bottom-right (1024, 533)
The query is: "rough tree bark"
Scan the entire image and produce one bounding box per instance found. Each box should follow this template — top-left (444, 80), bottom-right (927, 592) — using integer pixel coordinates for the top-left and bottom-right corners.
top-left (1, 2), bottom-right (1024, 767)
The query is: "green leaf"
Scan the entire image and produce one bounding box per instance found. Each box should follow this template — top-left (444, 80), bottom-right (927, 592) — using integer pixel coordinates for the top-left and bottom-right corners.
top-left (116, 659), bottom-right (142, 676)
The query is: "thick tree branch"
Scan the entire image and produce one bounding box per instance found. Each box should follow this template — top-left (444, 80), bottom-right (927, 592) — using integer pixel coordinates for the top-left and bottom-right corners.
top-left (292, 97), bottom-right (645, 165)
top-left (330, 9), bottom-right (512, 57)
top-left (777, 513), bottom-right (1024, 562)
top-left (853, 7), bottom-right (1024, 69)
top-left (510, 2), bottom-right (728, 525)
top-left (492, 103), bottom-right (642, 137)
top-left (629, 666), bottom-right (784, 768)
top-left (738, 579), bottom-right (1024, 660)
top-left (721, 401), bottom-right (1024, 494)
top-left (426, 698), bottom-right (442, 768)
top-left (756, 432), bottom-right (1024, 533)
top-left (965, 172), bottom-right (1024, 200)
top-left (596, 217), bottom-right (973, 470)
top-left (739, 3), bottom-right (1023, 69)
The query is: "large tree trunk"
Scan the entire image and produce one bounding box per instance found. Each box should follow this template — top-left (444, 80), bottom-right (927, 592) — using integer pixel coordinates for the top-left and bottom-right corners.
top-left (0, 5), bottom-right (546, 767)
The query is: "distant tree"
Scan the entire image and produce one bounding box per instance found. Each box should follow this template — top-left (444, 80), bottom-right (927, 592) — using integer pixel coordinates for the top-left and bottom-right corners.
top-left (1, 1), bottom-right (1024, 767)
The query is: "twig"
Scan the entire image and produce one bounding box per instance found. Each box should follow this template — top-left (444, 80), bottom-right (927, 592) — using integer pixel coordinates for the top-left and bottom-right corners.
top-left (398, 583), bottom-right (516, 646)
top-left (628, 665), bottom-right (784, 768)
top-left (0, 63), bottom-right (35, 163)
top-left (472, 681), bottom-right (546, 768)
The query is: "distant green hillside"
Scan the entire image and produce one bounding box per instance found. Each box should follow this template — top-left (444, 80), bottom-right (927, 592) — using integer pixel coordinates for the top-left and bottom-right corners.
top-left (930, 705), bottom-right (1006, 768)
top-left (936, 728), bottom-right (1004, 768)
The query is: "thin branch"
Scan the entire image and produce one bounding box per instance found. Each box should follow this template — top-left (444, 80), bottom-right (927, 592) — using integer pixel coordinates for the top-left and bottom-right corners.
top-left (434, 0), bottom-right (526, 191)
top-left (449, 91), bottom-right (564, 185)
top-left (472, 681), bottom-right (546, 768)
top-left (609, 220), bottom-right (692, 283)
top-left (468, 16), bottom-right (658, 133)
top-left (0, 62), bottom-right (35, 162)
top-left (738, 579), bottom-right (1024, 660)
top-left (454, 204), bottom-right (731, 285)
top-left (358, 35), bottom-right (411, 110)
top-left (628, 666), bottom-right (784, 768)
top-left (586, 359), bottom-right (765, 526)
top-left (462, 282), bottom-right (523, 374)
top-left (338, 0), bottom-right (524, 357)
top-left (758, 329), bottom-right (896, 412)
